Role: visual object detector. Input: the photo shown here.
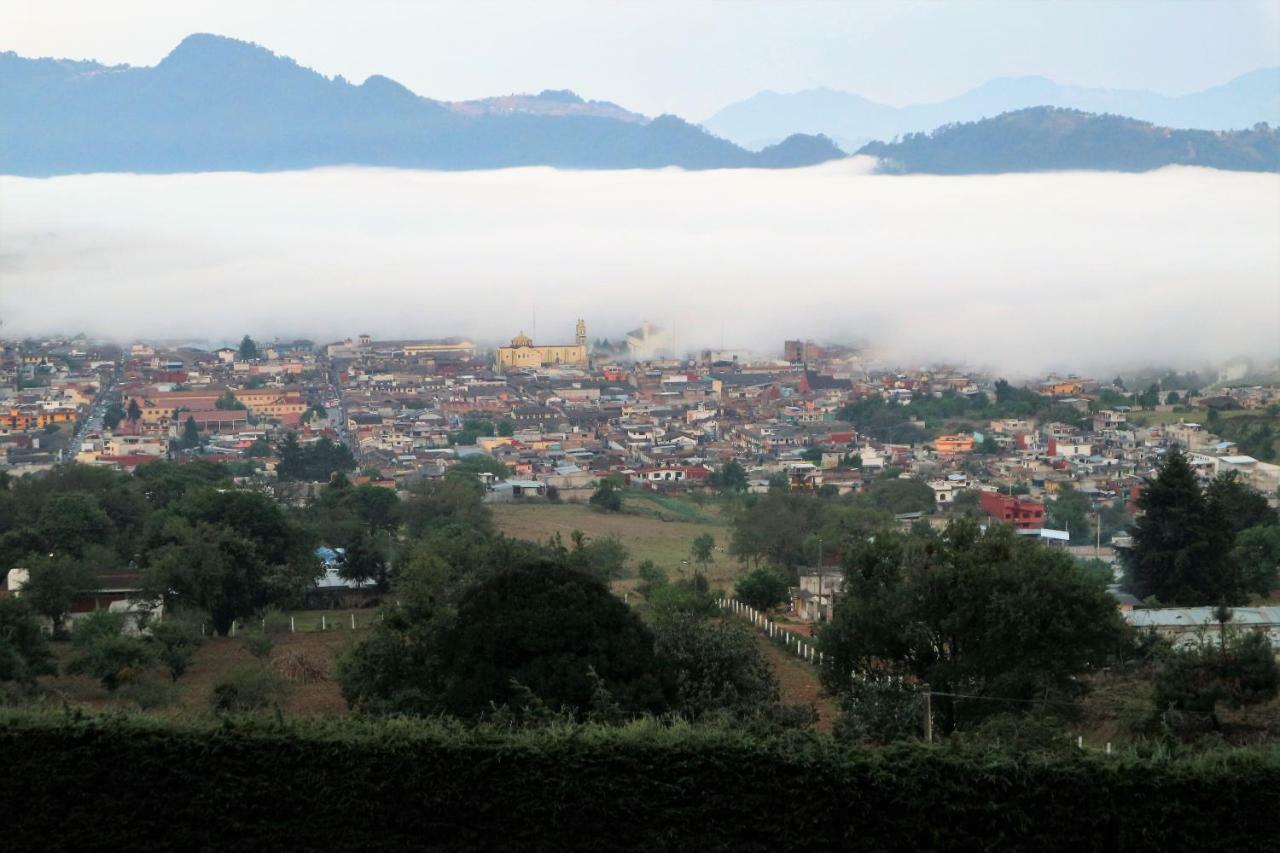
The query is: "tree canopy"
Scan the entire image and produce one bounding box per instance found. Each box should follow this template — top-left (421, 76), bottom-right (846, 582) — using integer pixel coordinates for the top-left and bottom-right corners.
top-left (1123, 451), bottom-right (1274, 605)
top-left (820, 520), bottom-right (1126, 732)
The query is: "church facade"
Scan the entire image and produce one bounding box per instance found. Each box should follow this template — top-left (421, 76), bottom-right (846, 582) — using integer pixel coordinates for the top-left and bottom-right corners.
top-left (493, 320), bottom-right (589, 370)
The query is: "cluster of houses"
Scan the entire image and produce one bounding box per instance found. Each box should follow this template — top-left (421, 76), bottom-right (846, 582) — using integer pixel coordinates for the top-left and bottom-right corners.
top-left (4, 328), bottom-right (1278, 644)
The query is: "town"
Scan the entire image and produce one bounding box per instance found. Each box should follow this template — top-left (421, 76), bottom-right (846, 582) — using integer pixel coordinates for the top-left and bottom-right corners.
top-left (4, 323), bottom-right (1278, 624)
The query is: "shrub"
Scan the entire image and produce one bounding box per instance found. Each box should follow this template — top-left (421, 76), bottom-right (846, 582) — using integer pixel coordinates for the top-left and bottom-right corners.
top-left (734, 567), bottom-right (791, 612)
top-left (240, 630), bottom-right (275, 660)
top-left (271, 650), bottom-right (328, 684)
top-left (651, 612), bottom-right (779, 720)
top-left (211, 664), bottom-right (291, 712)
top-left (589, 479), bottom-right (623, 512)
top-left (66, 613), bottom-right (156, 692)
top-left (261, 608), bottom-right (292, 635)
top-left (0, 598), bottom-right (55, 686)
top-left (1153, 629), bottom-right (1279, 732)
top-left (148, 616), bottom-right (203, 681)
top-left (116, 674), bottom-right (179, 711)
top-left (646, 581), bottom-right (716, 618)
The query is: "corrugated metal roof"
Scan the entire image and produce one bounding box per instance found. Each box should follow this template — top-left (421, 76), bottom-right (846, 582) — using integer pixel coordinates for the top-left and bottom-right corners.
top-left (1125, 607), bottom-right (1280, 628)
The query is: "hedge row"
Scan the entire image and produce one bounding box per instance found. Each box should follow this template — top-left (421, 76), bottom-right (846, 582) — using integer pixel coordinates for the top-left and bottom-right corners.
top-left (1, 710), bottom-right (1278, 851)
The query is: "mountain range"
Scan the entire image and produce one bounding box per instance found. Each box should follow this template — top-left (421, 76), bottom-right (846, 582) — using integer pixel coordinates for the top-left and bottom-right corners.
top-left (857, 107), bottom-right (1280, 174)
top-left (3, 34), bottom-right (1278, 177)
top-left (0, 33), bottom-right (843, 176)
top-left (703, 70), bottom-right (1280, 151)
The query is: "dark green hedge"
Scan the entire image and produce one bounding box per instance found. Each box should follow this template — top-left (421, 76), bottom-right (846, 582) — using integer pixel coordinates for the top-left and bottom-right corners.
top-left (1, 710), bottom-right (1277, 852)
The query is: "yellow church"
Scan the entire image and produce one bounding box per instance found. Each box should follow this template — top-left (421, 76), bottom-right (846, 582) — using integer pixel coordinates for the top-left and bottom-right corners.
top-left (493, 320), bottom-right (589, 370)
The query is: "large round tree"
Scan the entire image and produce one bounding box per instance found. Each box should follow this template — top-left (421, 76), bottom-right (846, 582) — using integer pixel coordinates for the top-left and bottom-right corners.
top-left (437, 560), bottom-right (670, 719)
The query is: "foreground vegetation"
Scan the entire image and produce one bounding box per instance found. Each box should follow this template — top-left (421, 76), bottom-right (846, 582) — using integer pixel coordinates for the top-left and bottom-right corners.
top-left (2, 706), bottom-right (1278, 852)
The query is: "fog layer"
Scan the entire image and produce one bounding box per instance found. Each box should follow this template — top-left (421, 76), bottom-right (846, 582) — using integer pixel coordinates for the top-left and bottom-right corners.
top-left (1, 159), bottom-right (1277, 374)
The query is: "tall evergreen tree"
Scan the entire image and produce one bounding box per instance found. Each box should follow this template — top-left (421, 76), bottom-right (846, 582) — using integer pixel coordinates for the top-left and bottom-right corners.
top-left (1124, 449), bottom-right (1236, 604)
top-left (238, 335), bottom-right (259, 361)
top-left (181, 416), bottom-right (201, 449)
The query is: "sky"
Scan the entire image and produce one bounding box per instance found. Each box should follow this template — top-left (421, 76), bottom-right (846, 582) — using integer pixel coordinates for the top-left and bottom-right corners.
top-left (3, 162), bottom-right (1277, 376)
top-left (3, 0), bottom-right (1278, 119)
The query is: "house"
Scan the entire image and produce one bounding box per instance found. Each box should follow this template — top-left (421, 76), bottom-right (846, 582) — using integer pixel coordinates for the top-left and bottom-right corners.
top-left (791, 569), bottom-right (844, 622)
top-left (1125, 607), bottom-right (1280, 650)
top-left (978, 492), bottom-right (1045, 529)
top-left (486, 478), bottom-right (548, 502)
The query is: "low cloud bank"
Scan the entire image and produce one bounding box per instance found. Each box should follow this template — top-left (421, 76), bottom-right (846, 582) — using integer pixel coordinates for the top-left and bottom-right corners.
top-left (2, 159), bottom-right (1276, 375)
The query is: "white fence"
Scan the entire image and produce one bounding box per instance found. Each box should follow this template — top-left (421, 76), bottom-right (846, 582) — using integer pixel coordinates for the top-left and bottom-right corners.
top-left (717, 597), bottom-right (824, 667)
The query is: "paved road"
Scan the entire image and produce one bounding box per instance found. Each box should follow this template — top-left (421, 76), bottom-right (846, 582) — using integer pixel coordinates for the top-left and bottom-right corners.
top-left (63, 361), bottom-right (120, 463)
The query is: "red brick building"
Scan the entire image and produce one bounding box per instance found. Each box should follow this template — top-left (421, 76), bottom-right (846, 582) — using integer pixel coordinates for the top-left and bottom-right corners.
top-left (979, 492), bottom-right (1046, 529)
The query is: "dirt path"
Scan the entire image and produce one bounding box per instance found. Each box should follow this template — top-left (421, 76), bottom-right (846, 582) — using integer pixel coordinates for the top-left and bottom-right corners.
top-left (755, 633), bottom-right (839, 733)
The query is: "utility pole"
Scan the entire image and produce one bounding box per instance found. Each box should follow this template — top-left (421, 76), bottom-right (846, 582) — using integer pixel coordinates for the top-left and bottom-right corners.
top-left (1094, 511), bottom-right (1101, 558)
top-left (923, 685), bottom-right (933, 743)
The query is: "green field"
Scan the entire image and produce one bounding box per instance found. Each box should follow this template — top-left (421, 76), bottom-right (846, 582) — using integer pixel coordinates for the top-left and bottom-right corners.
top-left (491, 498), bottom-right (738, 584)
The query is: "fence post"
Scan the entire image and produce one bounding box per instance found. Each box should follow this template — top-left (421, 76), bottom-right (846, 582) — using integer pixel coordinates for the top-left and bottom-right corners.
top-left (321, 614), bottom-right (326, 631)
top-left (351, 613), bottom-right (356, 630)
top-left (290, 616), bottom-right (295, 633)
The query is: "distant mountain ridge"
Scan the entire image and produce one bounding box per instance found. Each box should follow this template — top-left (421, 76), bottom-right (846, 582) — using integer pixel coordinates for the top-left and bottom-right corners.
top-left (857, 107), bottom-right (1280, 174)
top-left (0, 33), bottom-right (843, 175)
top-left (704, 70), bottom-right (1280, 150)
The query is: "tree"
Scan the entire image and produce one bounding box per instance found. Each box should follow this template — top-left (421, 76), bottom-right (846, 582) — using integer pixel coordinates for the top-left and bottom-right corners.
top-left (950, 489), bottom-right (983, 518)
top-left (37, 493), bottom-right (115, 557)
top-left (712, 460), bottom-right (748, 493)
top-left (635, 561), bottom-right (668, 598)
top-left (215, 390), bottom-right (246, 411)
top-left (341, 559), bottom-right (670, 719)
top-left (336, 530), bottom-right (390, 588)
top-left (103, 402), bottom-right (125, 431)
top-left (148, 616), bottom-right (203, 681)
top-left (734, 567), bottom-right (790, 611)
top-left (821, 520), bottom-right (1125, 732)
top-left (238, 335), bottom-right (259, 361)
top-left (1205, 472), bottom-right (1278, 535)
top-left (144, 489), bottom-right (320, 635)
top-left (1046, 484), bottom-right (1090, 536)
top-left (590, 478), bottom-right (623, 513)
top-left (180, 416), bottom-right (201, 449)
top-left (1230, 525), bottom-right (1280, 597)
top-left (1124, 449), bottom-right (1238, 605)
top-left (1138, 383), bottom-right (1162, 408)
top-left (1166, 391), bottom-right (1181, 405)
top-left (402, 476), bottom-right (491, 537)
top-left (448, 455), bottom-right (510, 481)
top-left (728, 490), bottom-right (824, 568)
top-left (126, 398), bottom-right (142, 423)
top-left (245, 438), bottom-right (272, 458)
top-left (801, 447), bottom-right (824, 465)
top-left (690, 533), bottom-right (715, 569)
top-left (561, 531), bottom-right (629, 582)
top-left (19, 556), bottom-right (96, 639)
top-left (862, 478), bottom-right (934, 515)
top-left (0, 597), bottom-right (55, 685)
top-left (650, 612), bottom-right (779, 720)
top-left (497, 419), bottom-right (515, 437)
top-left (66, 611), bottom-right (157, 692)
top-left (277, 433), bottom-right (356, 483)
